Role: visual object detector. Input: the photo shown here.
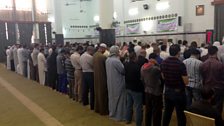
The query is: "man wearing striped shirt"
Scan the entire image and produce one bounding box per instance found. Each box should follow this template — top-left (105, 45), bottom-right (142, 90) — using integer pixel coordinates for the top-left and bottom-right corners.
top-left (183, 48), bottom-right (202, 107)
top-left (65, 51), bottom-right (75, 100)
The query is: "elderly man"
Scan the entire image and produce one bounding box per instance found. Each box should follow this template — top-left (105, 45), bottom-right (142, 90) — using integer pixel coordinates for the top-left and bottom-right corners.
top-left (106, 45), bottom-right (126, 121)
top-left (93, 43), bottom-right (109, 115)
top-left (80, 46), bottom-right (95, 110)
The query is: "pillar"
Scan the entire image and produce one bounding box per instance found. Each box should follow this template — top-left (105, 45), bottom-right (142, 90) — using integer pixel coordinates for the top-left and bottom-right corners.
top-left (99, 0), bottom-right (115, 46)
top-left (53, 0), bottom-right (63, 34)
top-left (31, 0), bottom-right (39, 43)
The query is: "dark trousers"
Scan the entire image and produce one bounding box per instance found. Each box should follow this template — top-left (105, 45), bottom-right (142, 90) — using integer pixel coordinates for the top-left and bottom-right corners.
top-left (82, 72), bottom-right (94, 110)
top-left (10, 60), bottom-right (15, 71)
top-left (214, 88), bottom-right (224, 115)
top-left (33, 65), bottom-right (39, 82)
top-left (68, 79), bottom-right (75, 99)
top-left (57, 73), bottom-right (68, 93)
top-left (162, 88), bottom-right (186, 126)
top-left (23, 61), bottom-right (28, 78)
top-left (145, 93), bottom-right (163, 126)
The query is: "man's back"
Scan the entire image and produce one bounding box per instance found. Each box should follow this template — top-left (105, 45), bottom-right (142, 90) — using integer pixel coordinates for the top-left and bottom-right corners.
top-left (200, 57), bottom-right (224, 89)
top-left (183, 57), bottom-right (202, 88)
top-left (161, 57), bottom-right (187, 89)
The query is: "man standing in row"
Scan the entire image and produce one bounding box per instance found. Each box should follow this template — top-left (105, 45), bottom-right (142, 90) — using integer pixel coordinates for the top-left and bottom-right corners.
top-left (93, 43), bottom-right (109, 115)
top-left (200, 46), bottom-right (224, 115)
top-left (71, 46), bottom-right (83, 102)
top-left (161, 44), bottom-right (189, 126)
top-left (80, 46), bottom-right (95, 110)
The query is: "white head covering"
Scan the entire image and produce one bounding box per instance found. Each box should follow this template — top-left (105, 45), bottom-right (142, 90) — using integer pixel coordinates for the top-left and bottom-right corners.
top-left (100, 43), bottom-right (107, 48)
top-left (213, 41), bottom-right (221, 47)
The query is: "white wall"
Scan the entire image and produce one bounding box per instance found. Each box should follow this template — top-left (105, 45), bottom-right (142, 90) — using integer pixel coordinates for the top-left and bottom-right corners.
top-left (48, 0), bottom-right (214, 42)
top-left (184, 0), bottom-right (214, 32)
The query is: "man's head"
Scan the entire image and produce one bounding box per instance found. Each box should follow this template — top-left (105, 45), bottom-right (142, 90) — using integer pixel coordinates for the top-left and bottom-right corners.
top-left (153, 46), bottom-right (160, 55)
top-left (161, 45), bottom-right (167, 52)
top-left (169, 44), bottom-right (181, 57)
top-left (98, 43), bottom-right (107, 54)
top-left (190, 41), bottom-right (198, 48)
top-left (40, 48), bottom-right (44, 53)
top-left (201, 43), bottom-right (205, 48)
top-left (86, 46), bottom-right (95, 55)
top-left (109, 45), bottom-right (120, 57)
top-left (148, 53), bottom-right (157, 60)
top-left (190, 48), bottom-right (201, 59)
top-left (208, 46), bottom-right (218, 56)
top-left (129, 52), bottom-right (137, 62)
top-left (76, 46), bottom-right (83, 54)
top-left (65, 51), bottom-right (70, 58)
top-left (178, 40), bottom-right (182, 45)
top-left (183, 40), bottom-right (188, 46)
top-left (137, 41), bottom-right (142, 46)
top-left (139, 49), bottom-right (146, 58)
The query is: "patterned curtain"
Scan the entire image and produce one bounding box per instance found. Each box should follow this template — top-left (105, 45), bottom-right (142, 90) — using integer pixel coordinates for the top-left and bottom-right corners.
top-left (215, 4), bottom-right (224, 42)
top-left (46, 23), bottom-right (52, 43)
top-left (0, 22), bottom-right (7, 62)
top-left (38, 23), bottom-right (46, 44)
top-left (7, 22), bottom-right (16, 46)
top-left (18, 23), bottom-right (33, 46)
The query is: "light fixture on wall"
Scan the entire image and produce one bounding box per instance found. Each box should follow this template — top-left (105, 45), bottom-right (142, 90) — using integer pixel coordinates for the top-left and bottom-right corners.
top-left (142, 20), bottom-right (153, 32)
top-left (93, 15), bottom-right (100, 23)
top-left (48, 17), bottom-right (55, 23)
top-left (113, 12), bottom-right (118, 19)
top-left (128, 8), bottom-right (139, 16)
top-left (156, 1), bottom-right (170, 11)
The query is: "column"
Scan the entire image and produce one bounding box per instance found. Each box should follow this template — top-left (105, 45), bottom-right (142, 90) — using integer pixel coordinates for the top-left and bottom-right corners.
top-left (31, 0), bottom-right (38, 43)
top-left (53, 0), bottom-right (63, 34)
top-left (99, 0), bottom-right (115, 46)
top-left (52, 0), bottom-right (63, 44)
top-left (212, 0), bottom-right (224, 42)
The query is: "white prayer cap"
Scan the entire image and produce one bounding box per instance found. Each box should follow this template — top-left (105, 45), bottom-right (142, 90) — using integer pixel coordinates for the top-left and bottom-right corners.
top-left (100, 43), bottom-right (107, 48)
top-left (213, 41), bottom-right (221, 47)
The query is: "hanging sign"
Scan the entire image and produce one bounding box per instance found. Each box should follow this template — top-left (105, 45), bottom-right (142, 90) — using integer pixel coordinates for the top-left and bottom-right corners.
top-left (157, 18), bottom-right (178, 32)
top-left (126, 23), bottom-right (140, 34)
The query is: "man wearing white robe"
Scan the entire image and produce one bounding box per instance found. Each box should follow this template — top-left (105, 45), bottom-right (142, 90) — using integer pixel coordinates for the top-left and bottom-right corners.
top-left (6, 47), bottom-right (11, 70)
top-left (13, 44), bottom-right (19, 73)
top-left (37, 48), bottom-right (46, 85)
top-left (17, 46), bottom-right (23, 75)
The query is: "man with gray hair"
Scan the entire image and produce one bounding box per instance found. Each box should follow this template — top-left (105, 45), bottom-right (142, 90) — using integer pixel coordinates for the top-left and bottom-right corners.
top-left (106, 45), bottom-right (126, 121)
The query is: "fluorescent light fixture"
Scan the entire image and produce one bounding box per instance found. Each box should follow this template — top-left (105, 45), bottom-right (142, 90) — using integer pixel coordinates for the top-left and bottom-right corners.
top-left (113, 12), bottom-right (118, 19)
top-left (93, 15), bottom-right (100, 22)
top-left (156, 1), bottom-right (170, 11)
top-left (142, 21), bottom-right (153, 31)
top-left (129, 8), bottom-right (139, 16)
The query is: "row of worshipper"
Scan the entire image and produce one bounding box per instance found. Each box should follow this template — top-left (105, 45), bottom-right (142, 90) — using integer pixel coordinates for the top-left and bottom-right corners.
top-left (5, 40), bottom-right (224, 126)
